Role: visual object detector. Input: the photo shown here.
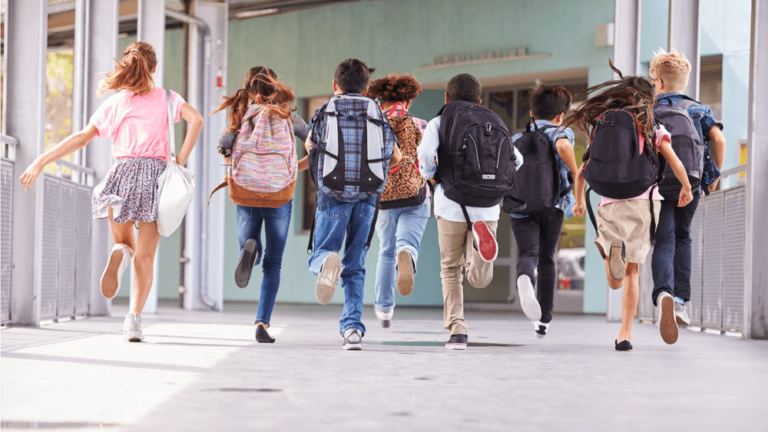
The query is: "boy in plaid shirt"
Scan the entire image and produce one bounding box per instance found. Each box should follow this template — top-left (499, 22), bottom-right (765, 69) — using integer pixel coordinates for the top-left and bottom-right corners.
top-left (304, 59), bottom-right (400, 350)
top-left (649, 49), bottom-right (726, 343)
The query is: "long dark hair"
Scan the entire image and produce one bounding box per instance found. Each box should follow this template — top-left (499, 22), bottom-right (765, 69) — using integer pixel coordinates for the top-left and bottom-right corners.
top-left (563, 59), bottom-right (657, 149)
top-left (212, 66), bottom-right (296, 132)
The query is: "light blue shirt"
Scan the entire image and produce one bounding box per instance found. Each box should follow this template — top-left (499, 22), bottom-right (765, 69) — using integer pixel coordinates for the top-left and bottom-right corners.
top-left (509, 119), bottom-right (576, 220)
top-left (417, 115), bottom-right (524, 223)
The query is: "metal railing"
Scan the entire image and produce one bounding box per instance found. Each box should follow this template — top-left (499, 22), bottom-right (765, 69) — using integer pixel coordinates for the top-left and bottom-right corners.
top-left (638, 165), bottom-right (748, 335)
top-left (1, 134), bottom-right (18, 324)
top-left (39, 160), bottom-right (94, 321)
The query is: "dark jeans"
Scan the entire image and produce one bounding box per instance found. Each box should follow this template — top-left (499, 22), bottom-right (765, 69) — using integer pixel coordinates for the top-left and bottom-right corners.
top-left (306, 191), bottom-right (378, 335)
top-left (651, 191), bottom-right (701, 305)
top-left (236, 200), bottom-right (292, 326)
top-left (510, 210), bottom-right (564, 323)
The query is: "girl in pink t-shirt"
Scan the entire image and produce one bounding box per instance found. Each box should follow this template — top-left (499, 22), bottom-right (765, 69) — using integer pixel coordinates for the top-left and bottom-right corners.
top-left (566, 66), bottom-right (693, 351)
top-left (20, 42), bottom-right (203, 342)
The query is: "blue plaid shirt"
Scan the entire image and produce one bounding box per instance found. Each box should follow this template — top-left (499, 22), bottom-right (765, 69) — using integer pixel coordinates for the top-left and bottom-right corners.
top-left (656, 92), bottom-right (724, 189)
top-left (309, 93), bottom-right (396, 202)
top-left (509, 120), bottom-right (576, 220)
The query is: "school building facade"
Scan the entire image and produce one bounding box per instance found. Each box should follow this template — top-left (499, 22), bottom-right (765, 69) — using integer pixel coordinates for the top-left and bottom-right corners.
top-left (112, 0), bottom-right (750, 314)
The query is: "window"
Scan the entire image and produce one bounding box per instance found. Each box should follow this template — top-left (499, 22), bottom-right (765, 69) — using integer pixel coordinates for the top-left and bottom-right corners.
top-left (299, 96), bottom-right (332, 233)
top-left (700, 55), bottom-right (723, 120)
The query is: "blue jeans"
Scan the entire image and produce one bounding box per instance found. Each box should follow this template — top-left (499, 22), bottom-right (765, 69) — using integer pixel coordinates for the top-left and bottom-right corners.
top-left (306, 191), bottom-right (377, 335)
top-left (651, 192), bottom-right (701, 305)
top-left (374, 198), bottom-right (431, 313)
top-left (236, 200), bottom-right (292, 326)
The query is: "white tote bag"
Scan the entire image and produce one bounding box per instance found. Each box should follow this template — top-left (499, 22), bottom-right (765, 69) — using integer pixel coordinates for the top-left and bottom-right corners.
top-left (156, 89), bottom-right (194, 237)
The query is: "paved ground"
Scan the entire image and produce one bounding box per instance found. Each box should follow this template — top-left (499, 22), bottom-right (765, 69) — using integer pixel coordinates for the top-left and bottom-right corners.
top-left (2, 300), bottom-right (767, 432)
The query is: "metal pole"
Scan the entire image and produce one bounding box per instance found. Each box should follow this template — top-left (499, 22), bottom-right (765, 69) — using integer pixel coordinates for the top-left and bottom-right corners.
top-left (668, 0), bottom-right (701, 100)
top-left (5, 0), bottom-right (48, 326)
top-left (745, 0), bottom-right (768, 339)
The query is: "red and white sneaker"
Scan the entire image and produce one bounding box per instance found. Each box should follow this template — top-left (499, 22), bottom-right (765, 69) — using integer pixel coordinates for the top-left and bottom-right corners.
top-left (472, 221), bottom-right (498, 262)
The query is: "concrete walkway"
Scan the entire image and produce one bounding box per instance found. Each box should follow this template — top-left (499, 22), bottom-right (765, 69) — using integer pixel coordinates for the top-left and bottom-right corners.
top-left (2, 301), bottom-right (767, 432)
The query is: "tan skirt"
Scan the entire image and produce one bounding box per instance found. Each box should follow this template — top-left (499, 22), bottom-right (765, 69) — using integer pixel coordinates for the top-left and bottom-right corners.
top-left (593, 199), bottom-right (662, 264)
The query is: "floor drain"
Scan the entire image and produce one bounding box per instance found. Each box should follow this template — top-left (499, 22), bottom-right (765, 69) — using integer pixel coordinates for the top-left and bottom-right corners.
top-left (1, 421), bottom-right (119, 429)
top-left (204, 388), bottom-right (282, 393)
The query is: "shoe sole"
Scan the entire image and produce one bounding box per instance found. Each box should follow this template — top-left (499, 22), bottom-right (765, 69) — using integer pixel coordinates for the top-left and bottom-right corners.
top-left (379, 320), bottom-right (391, 329)
top-left (534, 332), bottom-right (546, 339)
top-left (676, 316), bottom-right (690, 326)
top-left (235, 239), bottom-right (258, 289)
top-left (446, 344), bottom-right (467, 350)
top-left (101, 249), bottom-right (124, 299)
top-left (342, 344), bottom-right (362, 351)
top-left (124, 332), bottom-right (143, 343)
top-left (396, 250), bottom-right (414, 296)
top-left (659, 295), bottom-right (679, 344)
top-left (473, 222), bottom-right (498, 263)
top-left (517, 276), bottom-right (542, 321)
top-left (316, 253), bottom-right (342, 305)
top-left (256, 338), bottom-right (275, 343)
top-left (609, 239), bottom-right (625, 281)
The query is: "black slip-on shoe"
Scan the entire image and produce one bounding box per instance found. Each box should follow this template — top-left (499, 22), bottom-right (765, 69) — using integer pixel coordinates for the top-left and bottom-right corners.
top-left (235, 239), bottom-right (258, 289)
top-left (615, 339), bottom-right (633, 351)
top-left (255, 324), bottom-right (275, 343)
top-left (446, 334), bottom-right (468, 350)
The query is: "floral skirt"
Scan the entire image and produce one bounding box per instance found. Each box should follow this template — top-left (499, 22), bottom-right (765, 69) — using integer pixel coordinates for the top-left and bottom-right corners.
top-left (92, 157), bottom-right (167, 224)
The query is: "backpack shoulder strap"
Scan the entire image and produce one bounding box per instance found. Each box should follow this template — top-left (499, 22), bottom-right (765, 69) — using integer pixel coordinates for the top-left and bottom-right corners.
top-left (206, 180), bottom-right (228, 206)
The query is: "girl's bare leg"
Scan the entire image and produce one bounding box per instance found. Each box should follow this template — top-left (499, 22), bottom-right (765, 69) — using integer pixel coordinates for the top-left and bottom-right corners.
top-left (130, 221), bottom-right (161, 314)
top-left (618, 263), bottom-right (639, 342)
top-left (107, 208), bottom-right (136, 251)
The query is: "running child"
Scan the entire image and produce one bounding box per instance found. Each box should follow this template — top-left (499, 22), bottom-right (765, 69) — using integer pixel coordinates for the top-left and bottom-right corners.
top-left (649, 49), bottom-right (726, 343)
top-left (366, 73), bottom-right (430, 329)
top-left (305, 59), bottom-right (398, 350)
top-left (20, 42), bottom-right (203, 342)
top-left (211, 66), bottom-right (308, 343)
top-left (418, 73), bottom-right (524, 350)
top-left (566, 62), bottom-right (693, 351)
top-left (505, 84), bottom-right (582, 338)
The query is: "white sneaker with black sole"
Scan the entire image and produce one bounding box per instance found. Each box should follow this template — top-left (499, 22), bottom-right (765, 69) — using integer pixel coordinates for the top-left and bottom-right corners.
top-left (517, 275), bottom-right (542, 321)
top-left (534, 321), bottom-right (549, 339)
top-left (375, 309), bottom-right (393, 328)
top-left (123, 313), bottom-right (144, 342)
top-left (342, 328), bottom-right (363, 350)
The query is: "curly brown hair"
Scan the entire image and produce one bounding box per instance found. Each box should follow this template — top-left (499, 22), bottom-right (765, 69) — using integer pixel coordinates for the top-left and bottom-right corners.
top-left (367, 73), bottom-right (423, 103)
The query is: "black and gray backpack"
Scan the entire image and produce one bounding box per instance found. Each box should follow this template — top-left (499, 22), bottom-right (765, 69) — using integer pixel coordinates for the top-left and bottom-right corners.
top-left (582, 109), bottom-right (665, 244)
top-left (653, 95), bottom-right (705, 199)
top-left (504, 121), bottom-right (571, 215)
top-left (436, 100), bottom-right (522, 230)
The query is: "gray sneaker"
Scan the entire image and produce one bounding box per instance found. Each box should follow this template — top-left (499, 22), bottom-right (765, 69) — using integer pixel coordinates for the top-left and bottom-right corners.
top-left (675, 302), bottom-right (691, 326)
top-left (316, 252), bottom-right (343, 305)
top-left (342, 328), bottom-right (363, 350)
top-left (123, 313), bottom-right (144, 342)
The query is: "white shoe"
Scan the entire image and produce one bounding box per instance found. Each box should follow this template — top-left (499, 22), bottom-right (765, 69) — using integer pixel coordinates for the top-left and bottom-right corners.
top-left (657, 292), bottom-right (678, 345)
top-left (342, 328), bottom-right (363, 350)
top-left (517, 275), bottom-right (542, 321)
top-left (123, 313), bottom-right (144, 342)
top-left (316, 252), bottom-right (343, 305)
top-left (101, 243), bottom-right (133, 299)
top-left (534, 321), bottom-right (549, 339)
top-left (375, 309), bottom-right (394, 328)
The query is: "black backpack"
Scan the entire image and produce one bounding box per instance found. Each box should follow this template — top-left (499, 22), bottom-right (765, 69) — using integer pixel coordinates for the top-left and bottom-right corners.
top-left (504, 121), bottom-right (571, 215)
top-left (653, 95), bottom-right (705, 200)
top-left (582, 109), bottom-right (664, 244)
top-left (436, 100), bottom-right (522, 229)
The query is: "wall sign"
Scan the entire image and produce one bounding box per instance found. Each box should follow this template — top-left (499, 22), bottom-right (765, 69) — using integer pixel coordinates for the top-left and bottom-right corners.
top-left (417, 47), bottom-right (549, 70)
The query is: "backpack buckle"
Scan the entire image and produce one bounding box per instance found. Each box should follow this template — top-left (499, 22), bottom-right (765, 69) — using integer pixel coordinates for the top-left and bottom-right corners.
top-left (485, 122), bottom-right (492, 135)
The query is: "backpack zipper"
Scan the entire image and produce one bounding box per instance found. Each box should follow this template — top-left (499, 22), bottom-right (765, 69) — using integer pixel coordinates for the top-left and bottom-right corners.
top-left (496, 136), bottom-right (508, 170)
top-left (468, 134), bottom-right (481, 171)
top-left (234, 151), bottom-right (291, 174)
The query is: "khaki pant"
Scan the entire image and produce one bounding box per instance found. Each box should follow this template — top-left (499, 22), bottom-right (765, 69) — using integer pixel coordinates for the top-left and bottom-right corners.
top-left (437, 217), bottom-right (498, 335)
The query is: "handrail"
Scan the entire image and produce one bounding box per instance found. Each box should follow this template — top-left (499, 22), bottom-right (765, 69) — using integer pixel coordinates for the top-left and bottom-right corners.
top-left (720, 164), bottom-right (746, 177)
top-left (56, 159), bottom-right (96, 176)
top-left (1, 134), bottom-right (19, 146)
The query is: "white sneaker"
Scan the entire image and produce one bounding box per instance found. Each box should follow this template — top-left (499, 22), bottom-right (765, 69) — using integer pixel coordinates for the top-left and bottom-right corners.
top-left (316, 252), bottom-right (343, 305)
top-left (123, 313), bottom-right (144, 342)
top-left (101, 243), bottom-right (133, 299)
top-left (657, 292), bottom-right (678, 345)
top-left (534, 321), bottom-right (549, 339)
top-left (517, 275), bottom-right (542, 321)
top-left (375, 309), bottom-right (394, 328)
top-left (342, 328), bottom-right (363, 350)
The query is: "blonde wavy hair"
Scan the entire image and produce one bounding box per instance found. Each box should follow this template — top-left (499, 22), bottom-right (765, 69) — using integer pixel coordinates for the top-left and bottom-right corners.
top-left (649, 48), bottom-right (691, 92)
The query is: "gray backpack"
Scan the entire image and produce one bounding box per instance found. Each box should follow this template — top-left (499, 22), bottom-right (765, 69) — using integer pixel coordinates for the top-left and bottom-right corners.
top-left (653, 95), bottom-right (706, 199)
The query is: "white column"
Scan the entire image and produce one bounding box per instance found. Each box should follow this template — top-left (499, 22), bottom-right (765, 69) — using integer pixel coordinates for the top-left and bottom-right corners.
top-left (84, 0), bottom-right (120, 317)
top-left (5, 0), bottom-right (48, 326)
top-left (134, 0), bottom-right (166, 314)
top-left (668, 0), bottom-right (701, 99)
top-left (745, 0), bottom-right (768, 339)
top-left (606, 0), bottom-right (642, 323)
